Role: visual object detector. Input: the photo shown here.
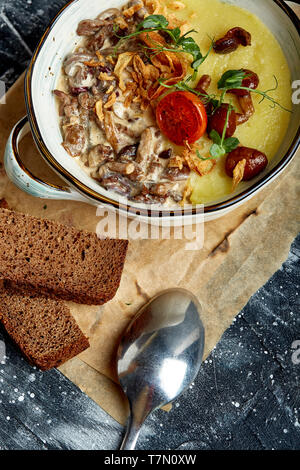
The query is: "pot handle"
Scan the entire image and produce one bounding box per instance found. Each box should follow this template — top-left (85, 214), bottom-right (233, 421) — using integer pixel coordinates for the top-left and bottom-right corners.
top-left (4, 116), bottom-right (88, 202)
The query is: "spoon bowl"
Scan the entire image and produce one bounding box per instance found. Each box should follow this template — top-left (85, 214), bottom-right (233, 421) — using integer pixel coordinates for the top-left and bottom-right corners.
top-left (117, 288), bottom-right (205, 450)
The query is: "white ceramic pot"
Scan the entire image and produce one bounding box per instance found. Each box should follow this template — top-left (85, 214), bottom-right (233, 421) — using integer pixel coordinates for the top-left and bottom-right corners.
top-left (4, 0), bottom-right (300, 225)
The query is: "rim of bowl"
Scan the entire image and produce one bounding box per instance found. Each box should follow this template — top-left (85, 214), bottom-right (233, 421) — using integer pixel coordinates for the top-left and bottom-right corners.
top-left (25, 0), bottom-right (300, 218)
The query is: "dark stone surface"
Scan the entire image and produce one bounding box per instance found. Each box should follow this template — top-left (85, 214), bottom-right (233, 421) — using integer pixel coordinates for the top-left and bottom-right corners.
top-left (137, 235), bottom-right (300, 450)
top-left (0, 0), bottom-right (68, 91)
top-left (0, 338), bottom-right (123, 450)
top-left (0, 0), bottom-right (299, 451)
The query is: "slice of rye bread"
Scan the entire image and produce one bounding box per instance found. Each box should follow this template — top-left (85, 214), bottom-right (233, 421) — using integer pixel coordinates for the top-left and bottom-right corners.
top-left (0, 280), bottom-right (89, 370)
top-left (0, 208), bottom-right (128, 305)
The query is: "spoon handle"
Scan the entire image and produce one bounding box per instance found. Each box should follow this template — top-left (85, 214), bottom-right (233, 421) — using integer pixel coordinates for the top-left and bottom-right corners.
top-left (120, 412), bottom-right (144, 450)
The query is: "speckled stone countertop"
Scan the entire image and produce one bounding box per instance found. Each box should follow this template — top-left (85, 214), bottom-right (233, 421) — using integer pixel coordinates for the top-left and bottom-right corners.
top-left (0, 0), bottom-right (299, 451)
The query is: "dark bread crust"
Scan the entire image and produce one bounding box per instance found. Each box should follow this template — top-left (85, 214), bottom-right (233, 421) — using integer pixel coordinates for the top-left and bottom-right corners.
top-left (0, 209), bottom-right (128, 305)
top-left (0, 281), bottom-right (89, 370)
top-left (0, 198), bottom-right (9, 209)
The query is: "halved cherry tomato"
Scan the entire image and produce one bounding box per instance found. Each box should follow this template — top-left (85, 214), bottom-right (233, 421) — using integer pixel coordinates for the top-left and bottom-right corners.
top-left (156, 91), bottom-right (208, 146)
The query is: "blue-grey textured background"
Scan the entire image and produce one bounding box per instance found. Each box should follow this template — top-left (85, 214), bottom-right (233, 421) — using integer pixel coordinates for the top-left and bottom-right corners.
top-left (0, 0), bottom-right (299, 450)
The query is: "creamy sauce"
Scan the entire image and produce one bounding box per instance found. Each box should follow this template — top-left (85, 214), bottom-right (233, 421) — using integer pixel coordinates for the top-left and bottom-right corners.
top-left (173, 0), bottom-right (291, 204)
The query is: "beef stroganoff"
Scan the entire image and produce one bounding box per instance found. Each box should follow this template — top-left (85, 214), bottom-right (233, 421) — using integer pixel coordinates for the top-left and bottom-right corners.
top-left (54, 0), bottom-right (291, 206)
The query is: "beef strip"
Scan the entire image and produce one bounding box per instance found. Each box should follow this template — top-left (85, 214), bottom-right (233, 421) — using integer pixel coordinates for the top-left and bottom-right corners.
top-left (100, 174), bottom-right (135, 197)
top-left (87, 144), bottom-right (114, 167)
top-left (135, 127), bottom-right (165, 180)
top-left (62, 124), bottom-right (86, 157)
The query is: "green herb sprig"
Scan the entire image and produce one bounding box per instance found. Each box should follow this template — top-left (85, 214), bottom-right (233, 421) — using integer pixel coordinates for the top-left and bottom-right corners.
top-left (218, 69), bottom-right (292, 112)
top-left (197, 105), bottom-right (240, 161)
top-left (159, 68), bottom-right (291, 115)
top-left (158, 76), bottom-right (219, 109)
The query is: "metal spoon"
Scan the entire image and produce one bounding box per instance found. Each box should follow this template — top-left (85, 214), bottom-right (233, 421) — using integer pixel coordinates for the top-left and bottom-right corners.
top-left (117, 288), bottom-right (205, 450)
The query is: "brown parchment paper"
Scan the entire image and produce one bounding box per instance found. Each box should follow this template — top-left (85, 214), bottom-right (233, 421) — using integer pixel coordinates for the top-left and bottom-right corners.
top-left (0, 4), bottom-right (299, 424)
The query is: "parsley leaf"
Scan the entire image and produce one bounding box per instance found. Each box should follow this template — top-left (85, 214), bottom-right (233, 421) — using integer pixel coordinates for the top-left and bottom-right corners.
top-left (209, 143), bottom-right (225, 158)
top-left (137, 15), bottom-right (169, 31)
top-left (192, 40), bottom-right (214, 73)
top-left (170, 26), bottom-right (182, 43)
top-left (178, 37), bottom-right (199, 58)
top-left (209, 129), bottom-right (222, 145)
top-left (218, 69), bottom-right (247, 90)
top-left (223, 137), bottom-right (240, 153)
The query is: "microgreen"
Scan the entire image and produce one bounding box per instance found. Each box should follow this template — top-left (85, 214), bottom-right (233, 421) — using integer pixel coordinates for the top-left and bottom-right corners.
top-left (218, 70), bottom-right (292, 112)
top-left (136, 15), bottom-right (169, 31)
top-left (217, 69), bottom-right (248, 90)
top-left (158, 77), bottom-right (219, 109)
top-left (187, 39), bottom-right (214, 78)
top-left (210, 105), bottom-right (239, 157)
top-left (159, 66), bottom-right (291, 117)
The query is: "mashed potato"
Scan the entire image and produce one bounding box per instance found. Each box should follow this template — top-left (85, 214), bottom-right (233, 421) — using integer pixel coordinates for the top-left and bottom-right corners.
top-left (170, 0), bottom-right (291, 204)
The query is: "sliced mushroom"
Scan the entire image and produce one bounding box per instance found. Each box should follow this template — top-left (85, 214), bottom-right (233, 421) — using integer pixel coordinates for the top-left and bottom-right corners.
top-left (86, 24), bottom-right (115, 52)
top-left (213, 27), bottom-right (251, 54)
top-left (100, 174), bottom-right (134, 196)
top-left (71, 66), bottom-right (96, 90)
top-left (127, 0), bottom-right (148, 19)
top-left (163, 167), bottom-right (190, 181)
top-left (64, 53), bottom-right (96, 89)
top-left (76, 19), bottom-right (108, 36)
top-left (53, 90), bottom-right (72, 106)
top-left (53, 90), bottom-right (72, 116)
top-left (195, 75), bottom-right (213, 111)
top-left (97, 8), bottom-right (121, 20)
top-left (87, 144), bottom-right (114, 167)
top-left (98, 161), bottom-right (136, 178)
top-left (53, 90), bottom-right (76, 116)
top-left (64, 53), bottom-right (94, 75)
top-left (235, 93), bottom-right (255, 125)
top-left (62, 124), bottom-right (86, 157)
top-left (98, 47), bottom-right (117, 57)
top-left (132, 186), bottom-right (166, 204)
top-left (135, 127), bottom-right (167, 181)
top-left (117, 144), bottom-right (139, 162)
top-left (103, 112), bottom-right (136, 152)
top-left (78, 92), bottom-right (96, 109)
top-left (150, 182), bottom-right (184, 203)
top-left (136, 127), bottom-right (159, 167)
top-left (196, 74), bottom-right (211, 93)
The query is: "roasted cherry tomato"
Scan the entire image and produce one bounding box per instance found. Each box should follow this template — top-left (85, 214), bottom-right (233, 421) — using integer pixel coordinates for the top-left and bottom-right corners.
top-left (156, 91), bottom-right (208, 146)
